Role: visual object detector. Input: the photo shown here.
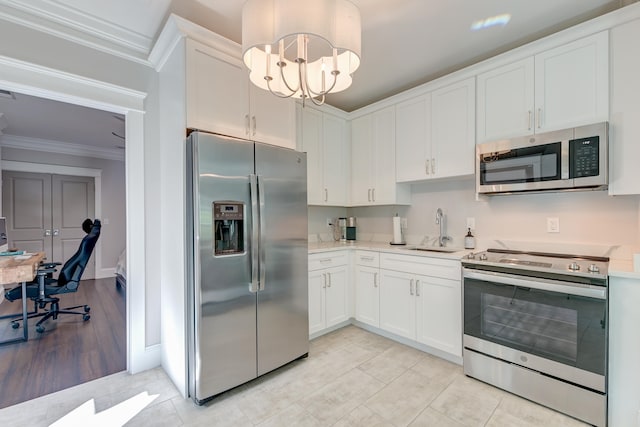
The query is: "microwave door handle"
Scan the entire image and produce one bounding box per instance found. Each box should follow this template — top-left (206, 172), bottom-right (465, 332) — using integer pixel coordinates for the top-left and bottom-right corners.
top-left (249, 174), bottom-right (259, 293)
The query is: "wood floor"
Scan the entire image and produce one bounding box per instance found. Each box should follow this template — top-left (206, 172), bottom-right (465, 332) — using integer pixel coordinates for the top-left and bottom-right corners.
top-left (0, 277), bottom-right (126, 409)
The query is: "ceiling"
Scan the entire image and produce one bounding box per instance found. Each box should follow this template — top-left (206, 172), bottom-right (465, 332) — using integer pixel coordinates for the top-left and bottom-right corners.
top-left (0, 0), bottom-right (633, 151)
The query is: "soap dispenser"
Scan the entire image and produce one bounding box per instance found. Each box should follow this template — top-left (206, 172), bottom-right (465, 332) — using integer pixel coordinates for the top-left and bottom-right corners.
top-left (464, 228), bottom-right (476, 249)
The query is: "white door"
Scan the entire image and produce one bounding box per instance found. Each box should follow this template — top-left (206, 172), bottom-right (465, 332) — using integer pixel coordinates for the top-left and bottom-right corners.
top-left (355, 265), bottom-right (379, 327)
top-left (2, 171), bottom-right (96, 278)
top-left (300, 107), bottom-right (324, 204)
top-left (476, 57), bottom-right (535, 142)
top-left (324, 266), bottom-right (348, 328)
top-left (431, 78), bottom-right (476, 178)
top-left (534, 31), bottom-right (609, 132)
top-left (372, 106), bottom-right (396, 203)
top-left (395, 94), bottom-right (431, 182)
top-left (379, 270), bottom-right (416, 340)
top-left (416, 275), bottom-right (462, 357)
top-left (322, 113), bottom-right (348, 205)
top-left (308, 270), bottom-right (327, 335)
top-left (350, 114), bottom-right (374, 205)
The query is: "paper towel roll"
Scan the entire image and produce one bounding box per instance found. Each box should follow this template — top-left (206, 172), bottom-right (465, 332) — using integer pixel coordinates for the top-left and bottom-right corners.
top-left (392, 216), bottom-right (403, 244)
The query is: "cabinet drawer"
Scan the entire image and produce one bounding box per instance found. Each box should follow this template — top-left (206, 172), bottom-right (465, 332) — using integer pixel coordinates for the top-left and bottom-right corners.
top-left (355, 250), bottom-right (380, 267)
top-left (380, 253), bottom-right (461, 280)
top-left (309, 251), bottom-right (348, 270)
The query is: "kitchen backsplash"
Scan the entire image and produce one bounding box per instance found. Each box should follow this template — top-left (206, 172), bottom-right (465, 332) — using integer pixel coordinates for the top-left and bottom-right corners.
top-left (309, 177), bottom-right (640, 256)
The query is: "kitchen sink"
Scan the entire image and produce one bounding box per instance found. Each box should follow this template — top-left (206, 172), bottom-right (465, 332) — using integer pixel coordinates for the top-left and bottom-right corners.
top-left (403, 246), bottom-right (461, 253)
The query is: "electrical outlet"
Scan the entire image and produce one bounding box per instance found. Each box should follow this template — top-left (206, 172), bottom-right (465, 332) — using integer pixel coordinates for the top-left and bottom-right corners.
top-left (466, 217), bottom-right (475, 230)
top-left (547, 217), bottom-right (560, 233)
top-left (326, 218), bottom-right (332, 227)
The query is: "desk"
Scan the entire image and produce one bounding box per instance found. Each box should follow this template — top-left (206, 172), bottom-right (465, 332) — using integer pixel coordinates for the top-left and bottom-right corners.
top-left (0, 252), bottom-right (45, 345)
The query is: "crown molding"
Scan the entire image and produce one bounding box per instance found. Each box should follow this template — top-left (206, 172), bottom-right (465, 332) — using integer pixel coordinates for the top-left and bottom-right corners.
top-left (0, 134), bottom-right (124, 161)
top-left (149, 14), bottom-right (241, 71)
top-left (0, 0), bottom-right (153, 65)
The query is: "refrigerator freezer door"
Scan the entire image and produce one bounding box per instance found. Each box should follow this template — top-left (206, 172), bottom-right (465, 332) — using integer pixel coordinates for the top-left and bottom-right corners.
top-left (255, 143), bottom-right (309, 376)
top-left (187, 132), bottom-right (258, 402)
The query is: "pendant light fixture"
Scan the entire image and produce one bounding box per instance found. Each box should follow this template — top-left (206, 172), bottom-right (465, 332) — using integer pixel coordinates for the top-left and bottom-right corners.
top-left (242, 0), bottom-right (361, 106)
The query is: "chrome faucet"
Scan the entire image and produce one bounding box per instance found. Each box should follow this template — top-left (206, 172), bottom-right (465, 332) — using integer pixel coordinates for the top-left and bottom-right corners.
top-left (435, 208), bottom-right (450, 247)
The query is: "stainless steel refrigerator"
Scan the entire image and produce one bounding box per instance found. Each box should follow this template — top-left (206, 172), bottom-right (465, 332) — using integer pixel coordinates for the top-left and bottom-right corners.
top-left (186, 131), bottom-right (309, 404)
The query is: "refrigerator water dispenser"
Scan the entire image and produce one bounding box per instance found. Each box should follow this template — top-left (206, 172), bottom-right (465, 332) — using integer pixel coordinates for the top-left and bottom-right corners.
top-left (213, 201), bottom-right (244, 255)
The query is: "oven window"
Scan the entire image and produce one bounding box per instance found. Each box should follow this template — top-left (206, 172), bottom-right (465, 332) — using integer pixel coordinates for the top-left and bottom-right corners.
top-left (481, 293), bottom-right (577, 362)
top-left (464, 278), bottom-right (606, 375)
top-left (480, 142), bottom-right (561, 185)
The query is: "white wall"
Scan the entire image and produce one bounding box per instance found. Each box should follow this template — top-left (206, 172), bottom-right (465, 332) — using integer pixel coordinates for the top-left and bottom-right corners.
top-left (347, 178), bottom-right (640, 252)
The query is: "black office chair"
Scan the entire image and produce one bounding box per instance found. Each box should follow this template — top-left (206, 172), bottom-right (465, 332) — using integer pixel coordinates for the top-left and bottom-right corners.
top-left (4, 219), bottom-right (101, 333)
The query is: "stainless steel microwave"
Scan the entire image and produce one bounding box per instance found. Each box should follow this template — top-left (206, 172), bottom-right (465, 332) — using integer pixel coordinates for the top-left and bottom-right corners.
top-left (476, 122), bottom-right (608, 195)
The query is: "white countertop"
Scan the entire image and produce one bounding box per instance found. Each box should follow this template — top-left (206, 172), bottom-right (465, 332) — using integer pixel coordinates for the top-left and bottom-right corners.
top-left (309, 240), bottom-right (640, 280)
top-left (308, 240), bottom-right (471, 261)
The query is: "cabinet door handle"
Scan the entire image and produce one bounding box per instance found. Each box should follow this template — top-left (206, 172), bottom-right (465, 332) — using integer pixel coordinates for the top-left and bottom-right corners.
top-left (416, 280), bottom-right (420, 297)
top-left (252, 116), bottom-right (257, 136)
top-left (324, 188), bottom-right (328, 202)
top-left (322, 273), bottom-right (327, 288)
top-left (319, 258), bottom-right (332, 263)
top-left (528, 110), bottom-right (533, 131)
top-left (245, 114), bottom-right (250, 135)
top-left (327, 272), bottom-right (331, 287)
top-left (410, 279), bottom-right (414, 296)
top-left (431, 158), bottom-right (436, 175)
top-left (425, 159), bottom-right (430, 175)
top-left (537, 108), bottom-right (542, 129)
top-left (361, 256), bottom-right (374, 261)
top-left (374, 272), bottom-right (378, 287)
top-left (367, 188), bottom-right (371, 202)
top-left (372, 188), bottom-right (376, 202)
top-left (44, 229), bottom-right (52, 237)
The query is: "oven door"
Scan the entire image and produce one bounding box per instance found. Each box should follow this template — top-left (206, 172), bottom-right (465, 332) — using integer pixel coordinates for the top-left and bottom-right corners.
top-left (463, 268), bottom-right (607, 392)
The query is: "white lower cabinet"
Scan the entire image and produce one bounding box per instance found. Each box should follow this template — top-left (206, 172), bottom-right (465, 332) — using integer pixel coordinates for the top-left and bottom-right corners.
top-left (354, 251), bottom-right (380, 328)
top-left (379, 253), bottom-right (462, 358)
top-left (379, 270), bottom-right (417, 339)
top-left (308, 252), bottom-right (349, 336)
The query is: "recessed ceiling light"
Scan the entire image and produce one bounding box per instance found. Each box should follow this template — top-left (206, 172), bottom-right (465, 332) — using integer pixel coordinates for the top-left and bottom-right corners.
top-left (470, 14), bottom-right (511, 31)
top-left (0, 89), bottom-right (16, 100)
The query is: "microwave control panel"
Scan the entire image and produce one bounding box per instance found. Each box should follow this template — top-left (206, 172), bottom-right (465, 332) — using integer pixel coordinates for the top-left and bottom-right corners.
top-left (570, 136), bottom-right (599, 178)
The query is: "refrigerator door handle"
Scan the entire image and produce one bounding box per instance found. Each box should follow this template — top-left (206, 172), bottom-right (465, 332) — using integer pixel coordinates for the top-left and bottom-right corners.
top-left (257, 175), bottom-right (267, 291)
top-left (249, 174), bottom-right (260, 293)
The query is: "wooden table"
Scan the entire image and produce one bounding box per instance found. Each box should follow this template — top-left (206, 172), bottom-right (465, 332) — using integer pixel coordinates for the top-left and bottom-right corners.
top-left (0, 252), bottom-right (45, 345)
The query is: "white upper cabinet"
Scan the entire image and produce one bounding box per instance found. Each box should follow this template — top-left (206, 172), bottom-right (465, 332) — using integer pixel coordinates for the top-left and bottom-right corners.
top-left (186, 39), bottom-right (295, 148)
top-left (395, 78), bottom-right (475, 182)
top-left (431, 78), bottom-right (476, 179)
top-left (476, 31), bottom-right (609, 142)
top-left (609, 19), bottom-right (640, 195)
top-left (477, 58), bottom-right (535, 142)
top-left (351, 107), bottom-right (410, 205)
top-left (299, 106), bottom-right (349, 205)
top-left (395, 94), bottom-right (431, 182)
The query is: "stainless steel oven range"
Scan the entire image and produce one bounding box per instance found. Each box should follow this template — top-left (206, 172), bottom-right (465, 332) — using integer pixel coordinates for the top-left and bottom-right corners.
top-left (462, 249), bottom-right (609, 426)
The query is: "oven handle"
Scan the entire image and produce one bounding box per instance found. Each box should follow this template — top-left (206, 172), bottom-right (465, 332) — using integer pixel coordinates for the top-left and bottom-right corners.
top-left (463, 269), bottom-right (606, 300)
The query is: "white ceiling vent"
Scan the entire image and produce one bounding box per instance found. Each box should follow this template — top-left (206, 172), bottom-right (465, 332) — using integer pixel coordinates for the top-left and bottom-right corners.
top-left (0, 89), bottom-right (16, 100)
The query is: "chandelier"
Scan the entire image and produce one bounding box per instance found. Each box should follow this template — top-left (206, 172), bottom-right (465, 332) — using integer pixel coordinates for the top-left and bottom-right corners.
top-left (242, 0), bottom-right (361, 106)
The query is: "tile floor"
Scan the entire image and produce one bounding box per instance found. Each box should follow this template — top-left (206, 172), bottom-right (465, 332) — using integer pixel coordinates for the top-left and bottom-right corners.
top-left (0, 326), bottom-right (588, 426)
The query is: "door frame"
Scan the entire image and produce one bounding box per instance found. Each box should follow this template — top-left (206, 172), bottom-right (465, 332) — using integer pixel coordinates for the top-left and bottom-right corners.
top-left (0, 54), bottom-right (156, 374)
top-left (1, 161), bottom-right (105, 277)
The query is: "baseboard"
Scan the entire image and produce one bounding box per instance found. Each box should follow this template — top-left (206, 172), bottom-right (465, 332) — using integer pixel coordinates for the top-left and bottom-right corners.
top-left (309, 320), bottom-right (352, 340)
top-left (130, 343), bottom-right (162, 374)
top-left (350, 319), bottom-right (463, 365)
top-left (96, 267), bottom-right (116, 279)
